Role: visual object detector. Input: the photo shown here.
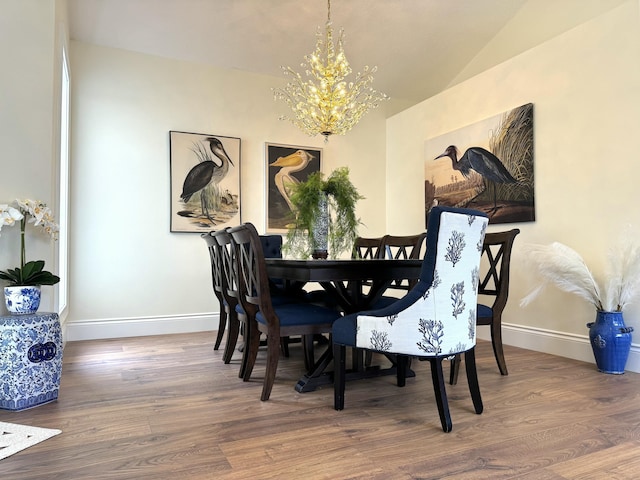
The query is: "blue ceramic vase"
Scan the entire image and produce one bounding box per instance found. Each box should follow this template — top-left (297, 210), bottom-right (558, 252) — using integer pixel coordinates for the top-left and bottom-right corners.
top-left (587, 311), bottom-right (633, 374)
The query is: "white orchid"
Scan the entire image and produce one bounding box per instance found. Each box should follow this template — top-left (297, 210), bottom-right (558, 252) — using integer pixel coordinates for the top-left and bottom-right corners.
top-left (0, 198), bottom-right (60, 286)
top-left (0, 204), bottom-right (24, 234)
top-left (13, 198), bottom-right (58, 238)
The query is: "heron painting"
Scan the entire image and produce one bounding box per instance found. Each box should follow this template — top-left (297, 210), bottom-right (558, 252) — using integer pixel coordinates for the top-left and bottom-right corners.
top-left (266, 143), bottom-right (322, 232)
top-left (425, 103), bottom-right (535, 225)
top-left (170, 131), bottom-right (241, 232)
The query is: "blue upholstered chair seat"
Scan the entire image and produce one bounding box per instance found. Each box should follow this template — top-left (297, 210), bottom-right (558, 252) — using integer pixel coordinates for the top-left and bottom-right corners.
top-left (477, 303), bottom-right (492, 319)
top-left (256, 303), bottom-right (339, 327)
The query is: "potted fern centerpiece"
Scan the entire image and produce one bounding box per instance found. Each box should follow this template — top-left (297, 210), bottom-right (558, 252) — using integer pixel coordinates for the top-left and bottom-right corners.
top-left (521, 238), bottom-right (640, 374)
top-left (0, 199), bottom-right (60, 315)
top-left (284, 167), bottom-right (363, 259)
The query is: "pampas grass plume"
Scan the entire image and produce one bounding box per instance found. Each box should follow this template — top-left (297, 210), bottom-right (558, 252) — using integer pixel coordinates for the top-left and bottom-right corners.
top-left (521, 232), bottom-right (640, 312)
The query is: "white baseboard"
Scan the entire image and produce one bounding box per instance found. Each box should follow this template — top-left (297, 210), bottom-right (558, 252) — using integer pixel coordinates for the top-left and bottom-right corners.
top-left (65, 313), bottom-right (217, 342)
top-left (65, 315), bottom-right (640, 374)
top-left (478, 323), bottom-right (640, 374)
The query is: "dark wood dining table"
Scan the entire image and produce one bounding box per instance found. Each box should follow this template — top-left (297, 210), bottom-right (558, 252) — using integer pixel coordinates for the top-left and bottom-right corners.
top-left (265, 258), bottom-right (423, 392)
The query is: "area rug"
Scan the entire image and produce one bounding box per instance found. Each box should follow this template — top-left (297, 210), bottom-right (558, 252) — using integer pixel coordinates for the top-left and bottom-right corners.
top-left (0, 422), bottom-right (61, 460)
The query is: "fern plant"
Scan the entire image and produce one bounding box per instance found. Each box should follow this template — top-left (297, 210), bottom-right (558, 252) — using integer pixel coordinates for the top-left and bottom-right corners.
top-left (284, 167), bottom-right (363, 259)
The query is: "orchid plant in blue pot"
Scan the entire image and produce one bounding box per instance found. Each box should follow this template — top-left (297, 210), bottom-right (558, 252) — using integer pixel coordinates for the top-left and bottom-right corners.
top-left (0, 199), bottom-right (59, 315)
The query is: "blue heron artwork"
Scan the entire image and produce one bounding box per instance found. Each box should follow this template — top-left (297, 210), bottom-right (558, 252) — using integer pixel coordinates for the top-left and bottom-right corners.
top-left (424, 103), bottom-right (535, 225)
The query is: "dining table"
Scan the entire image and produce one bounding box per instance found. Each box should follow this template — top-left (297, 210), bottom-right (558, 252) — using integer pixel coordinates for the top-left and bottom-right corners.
top-left (265, 257), bottom-right (423, 393)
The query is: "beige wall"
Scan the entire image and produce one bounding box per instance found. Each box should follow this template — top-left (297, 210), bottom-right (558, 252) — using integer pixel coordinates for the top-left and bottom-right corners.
top-left (66, 42), bottom-right (388, 338)
top-left (387, 1), bottom-right (640, 369)
top-left (0, 0), bottom-right (67, 317)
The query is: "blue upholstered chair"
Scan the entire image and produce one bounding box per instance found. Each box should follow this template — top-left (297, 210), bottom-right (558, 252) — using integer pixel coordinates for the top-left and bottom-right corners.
top-left (228, 222), bottom-right (341, 401)
top-left (332, 206), bottom-right (489, 432)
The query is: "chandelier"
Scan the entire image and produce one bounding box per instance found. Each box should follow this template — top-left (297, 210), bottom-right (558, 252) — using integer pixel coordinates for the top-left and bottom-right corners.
top-left (273, 0), bottom-right (388, 140)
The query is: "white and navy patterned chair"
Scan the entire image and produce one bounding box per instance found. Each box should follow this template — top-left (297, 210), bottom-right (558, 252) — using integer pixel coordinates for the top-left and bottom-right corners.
top-left (332, 206), bottom-right (489, 432)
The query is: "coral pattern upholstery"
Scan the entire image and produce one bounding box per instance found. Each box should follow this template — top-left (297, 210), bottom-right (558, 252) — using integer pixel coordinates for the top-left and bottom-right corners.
top-left (332, 206), bottom-right (488, 432)
top-left (355, 215), bottom-right (486, 356)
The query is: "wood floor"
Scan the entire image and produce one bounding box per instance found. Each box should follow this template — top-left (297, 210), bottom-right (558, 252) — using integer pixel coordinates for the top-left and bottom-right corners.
top-left (1, 331), bottom-right (639, 479)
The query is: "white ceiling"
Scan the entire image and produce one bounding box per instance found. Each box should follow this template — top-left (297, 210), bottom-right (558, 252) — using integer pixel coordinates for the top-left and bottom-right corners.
top-left (67, 0), bottom-right (626, 108)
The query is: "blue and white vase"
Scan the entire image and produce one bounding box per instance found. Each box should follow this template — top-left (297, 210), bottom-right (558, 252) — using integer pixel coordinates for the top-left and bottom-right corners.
top-left (311, 194), bottom-right (329, 259)
top-left (4, 286), bottom-right (41, 315)
top-left (587, 310), bottom-right (633, 374)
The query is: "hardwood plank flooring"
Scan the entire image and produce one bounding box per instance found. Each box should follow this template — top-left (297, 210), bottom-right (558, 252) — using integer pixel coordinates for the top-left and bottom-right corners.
top-left (1, 332), bottom-right (639, 479)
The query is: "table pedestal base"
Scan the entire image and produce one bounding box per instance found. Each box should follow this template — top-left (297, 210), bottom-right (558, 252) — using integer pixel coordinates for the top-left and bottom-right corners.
top-left (295, 347), bottom-right (415, 393)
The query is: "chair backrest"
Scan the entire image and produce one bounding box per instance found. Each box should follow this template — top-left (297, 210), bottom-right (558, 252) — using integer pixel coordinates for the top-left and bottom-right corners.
top-left (260, 235), bottom-right (283, 259)
top-left (381, 233), bottom-right (426, 291)
top-left (352, 237), bottom-right (384, 259)
top-left (203, 232), bottom-right (224, 301)
top-left (381, 233), bottom-right (426, 260)
top-left (211, 228), bottom-right (239, 309)
top-left (228, 223), bottom-right (275, 323)
top-left (355, 206), bottom-right (488, 357)
top-left (478, 229), bottom-right (520, 312)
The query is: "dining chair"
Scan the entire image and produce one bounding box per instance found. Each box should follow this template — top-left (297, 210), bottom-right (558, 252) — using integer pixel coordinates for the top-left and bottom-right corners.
top-left (229, 222), bottom-right (341, 401)
top-left (352, 236), bottom-right (385, 259)
top-left (210, 229), bottom-right (246, 367)
top-left (202, 231), bottom-right (228, 353)
top-left (450, 228), bottom-right (520, 384)
top-left (376, 232), bottom-right (426, 301)
top-left (332, 206), bottom-right (489, 432)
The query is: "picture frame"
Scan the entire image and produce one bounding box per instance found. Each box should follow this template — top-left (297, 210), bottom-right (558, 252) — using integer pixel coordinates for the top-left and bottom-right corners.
top-left (170, 131), bottom-right (241, 232)
top-left (424, 103), bottom-right (535, 225)
top-left (265, 142), bottom-right (322, 232)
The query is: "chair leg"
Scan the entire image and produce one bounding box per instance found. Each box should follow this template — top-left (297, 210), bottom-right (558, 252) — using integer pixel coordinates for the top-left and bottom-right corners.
top-left (261, 334), bottom-right (281, 401)
top-left (490, 318), bottom-right (508, 375)
top-left (465, 347), bottom-right (484, 414)
top-left (449, 354), bottom-right (461, 385)
top-left (281, 336), bottom-right (290, 357)
top-left (241, 320), bottom-right (261, 381)
top-left (214, 304), bottom-right (227, 350)
top-left (333, 343), bottom-right (346, 411)
top-left (396, 354), bottom-right (408, 387)
top-left (429, 358), bottom-right (452, 433)
top-left (222, 311), bottom-right (240, 364)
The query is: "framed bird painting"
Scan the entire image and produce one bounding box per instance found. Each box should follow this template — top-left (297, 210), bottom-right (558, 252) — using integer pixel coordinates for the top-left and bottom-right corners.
top-left (170, 131), bottom-right (241, 232)
top-left (424, 103), bottom-right (535, 225)
top-left (265, 143), bottom-right (322, 233)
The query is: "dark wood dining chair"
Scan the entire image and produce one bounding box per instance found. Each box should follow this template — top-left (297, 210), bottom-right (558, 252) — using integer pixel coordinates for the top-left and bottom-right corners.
top-left (380, 232), bottom-right (426, 290)
top-left (228, 222), bottom-right (341, 401)
top-left (352, 236), bottom-right (385, 259)
top-left (332, 206), bottom-right (489, 432)
top-left (450, 228), bottom-right (520, 384)
top-left (202, 231), bottom-right (227, 353)
top-left (210, 229), bottom-right (246, 368)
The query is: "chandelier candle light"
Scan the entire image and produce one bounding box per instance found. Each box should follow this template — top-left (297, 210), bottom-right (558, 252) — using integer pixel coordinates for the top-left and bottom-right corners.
top-left (274, 0), bottom-right (388, 140)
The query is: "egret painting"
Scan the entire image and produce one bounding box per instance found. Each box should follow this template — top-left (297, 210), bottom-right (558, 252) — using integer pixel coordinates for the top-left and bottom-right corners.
top-left (266, 143), bottom-right (322, 232)
top-left (170, 131), bottom-right (240, 232)
top-left (425, 103), bottom-right (535, 225)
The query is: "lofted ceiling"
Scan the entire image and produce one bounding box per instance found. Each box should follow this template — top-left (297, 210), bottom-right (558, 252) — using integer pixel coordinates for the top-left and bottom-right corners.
top-left (67, 0), bottom-right (627, 111)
